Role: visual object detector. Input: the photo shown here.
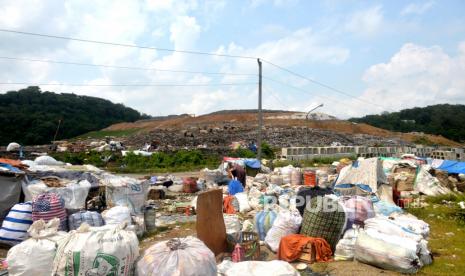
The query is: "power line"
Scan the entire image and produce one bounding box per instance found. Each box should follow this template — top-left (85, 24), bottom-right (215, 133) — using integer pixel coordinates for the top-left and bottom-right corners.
top-left (0, 82), bottom-right (257, 87)
top-left (0, 29), bottom-right (256, 60)
top-left (0, 56), bottom-right (256, 76)
top-left (261, 59), bottom-right (388, 110)
top-left (264, 76), bottom-right (383, 114)
top-left (263, 76), bottom-right (349, 107)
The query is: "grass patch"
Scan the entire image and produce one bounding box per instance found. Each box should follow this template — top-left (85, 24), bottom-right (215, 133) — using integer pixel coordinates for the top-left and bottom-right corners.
top-left (407, 198), bottom-right (465, 275)
top-left (76, 128), bottom-right (141, 139)
top-left (274, 155), bottom-right (357, 168)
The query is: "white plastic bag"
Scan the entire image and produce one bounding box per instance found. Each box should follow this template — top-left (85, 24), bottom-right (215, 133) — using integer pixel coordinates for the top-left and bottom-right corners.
top-left (334, 227), bottom-right (360, 261)
top-left (235, 192), bottom-right (251, 213)
top-left (34, 155), bottom-right (64, 166)
top-left (248, 187), bottom-right (263, 210)
top-left (217, 260), bottom-right (299, 276)
top-left (264, 210), bottom-right (302, 252)
top-left (224, 214), bottom-right (241, 234)
top-left (7, 219), bottom-right (67, 276)
top-left (102, 206), bottom-right (132, 226)
top-left (52, 224), bottom-right (139, 276)
top-left (136, 236), bottom-right (216, 276)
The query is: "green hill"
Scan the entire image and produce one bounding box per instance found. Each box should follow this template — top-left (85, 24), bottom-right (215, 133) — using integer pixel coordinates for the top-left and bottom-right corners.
top-left (0, 86), bottom-right (148, 145)
top-left (350, 104), bottom-right (465, 143)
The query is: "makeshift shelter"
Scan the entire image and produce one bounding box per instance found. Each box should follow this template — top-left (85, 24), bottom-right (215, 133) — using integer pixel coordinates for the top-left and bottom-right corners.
top-left (0, 163), bottom-right (25, 224)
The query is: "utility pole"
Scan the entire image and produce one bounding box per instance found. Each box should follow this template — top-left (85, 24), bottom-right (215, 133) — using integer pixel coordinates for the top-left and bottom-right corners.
top-left (257, 58), bottom-right (263, 160)
top-left (53, 119), bottom-right (62, 143)
top-left (306, 104), bottom-right (323, 159)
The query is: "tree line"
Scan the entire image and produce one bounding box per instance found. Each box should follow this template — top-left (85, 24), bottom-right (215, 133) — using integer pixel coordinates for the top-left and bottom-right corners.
top-left (350, 104), bottom-right (465, 143)
top-left (0, 86), bottom-right (149, 145)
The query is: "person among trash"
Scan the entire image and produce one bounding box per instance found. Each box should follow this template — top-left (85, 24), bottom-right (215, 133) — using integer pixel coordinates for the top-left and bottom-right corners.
top-left (227, 162), bottom-right (246, 188)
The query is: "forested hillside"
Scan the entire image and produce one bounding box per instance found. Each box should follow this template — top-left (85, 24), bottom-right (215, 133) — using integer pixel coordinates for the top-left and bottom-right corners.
top-left (0, 86), bottom-right (148, 145)
top-left (350, 104), bottom-right (465, 142)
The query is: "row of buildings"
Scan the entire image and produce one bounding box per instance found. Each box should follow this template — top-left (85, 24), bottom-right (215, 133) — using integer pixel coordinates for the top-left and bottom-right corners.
top-left (280, 145), bottom-right (465, 161)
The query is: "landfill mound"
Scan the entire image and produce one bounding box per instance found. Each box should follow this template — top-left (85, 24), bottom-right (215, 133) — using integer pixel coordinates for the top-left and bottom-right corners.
top-left (99, 111), bottom-right (460, 148)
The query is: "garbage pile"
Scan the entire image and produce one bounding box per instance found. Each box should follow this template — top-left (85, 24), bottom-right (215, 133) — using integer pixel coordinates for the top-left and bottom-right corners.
top-left (0, 154), bottom-right (461, 275)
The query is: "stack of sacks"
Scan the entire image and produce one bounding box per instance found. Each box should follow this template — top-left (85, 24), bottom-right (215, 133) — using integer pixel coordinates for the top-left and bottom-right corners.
top-left (355, 215), bottom-right (432, 274)
top-left (264, 209), bottom-right (302, 252)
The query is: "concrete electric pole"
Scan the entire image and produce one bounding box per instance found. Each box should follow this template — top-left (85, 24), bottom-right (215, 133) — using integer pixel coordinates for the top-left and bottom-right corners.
top-left (257, 58), bottom-right (263, 160)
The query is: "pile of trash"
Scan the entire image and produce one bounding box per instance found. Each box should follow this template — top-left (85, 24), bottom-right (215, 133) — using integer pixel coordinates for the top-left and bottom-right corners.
top-left (0, 154), bottom-right (459, 275)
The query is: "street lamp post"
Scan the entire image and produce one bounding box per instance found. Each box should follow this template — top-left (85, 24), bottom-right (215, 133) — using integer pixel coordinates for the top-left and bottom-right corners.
top-left (306, 104), bottom-right (324, 160)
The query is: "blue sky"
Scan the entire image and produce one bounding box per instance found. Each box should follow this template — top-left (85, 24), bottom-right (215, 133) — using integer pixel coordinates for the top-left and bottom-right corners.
top-left (0, 0), bottom-right (464, 118)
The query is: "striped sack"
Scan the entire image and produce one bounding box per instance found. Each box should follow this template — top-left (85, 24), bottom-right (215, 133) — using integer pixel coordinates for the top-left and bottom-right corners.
top-left (0, 202), bottom-right (33, 245)
top-left (68, 211), bottom-right (104, 230)
top-left (32, 192), bottom-right (68, 231)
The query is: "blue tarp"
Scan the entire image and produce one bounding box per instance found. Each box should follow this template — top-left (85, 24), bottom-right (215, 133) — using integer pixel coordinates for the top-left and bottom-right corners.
top-left (244, 159), bottom-right (261, 169)
top-left (0, 163), bottom-right (23, 174)
top-left (437, 160), bottom-right (465, 174)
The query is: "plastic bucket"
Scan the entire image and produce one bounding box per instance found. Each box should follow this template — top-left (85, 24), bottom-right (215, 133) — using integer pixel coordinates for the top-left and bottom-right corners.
top-left (303, 170), bottom-right (317, 187)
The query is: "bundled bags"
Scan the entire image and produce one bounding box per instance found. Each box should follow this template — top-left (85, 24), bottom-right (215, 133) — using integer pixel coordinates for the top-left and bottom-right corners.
top-left (52, 224), bottom-right (139, 275)
top-left (69, 210), bottom-right (104, 230)
top-left (254, 210), bottom-right (277, 241)
top-left (136, 237), bottom-right (216, 276)
top-left (7, 218), bottom-right (67, 276)
top-left (265, 210), bottom-right (302, 252)
top-left (355, 230), bottom-right (421, 274)
top-left (0, 202), bottom-right (32, 245)
top-left (32, 192), bottom-right (67, 231)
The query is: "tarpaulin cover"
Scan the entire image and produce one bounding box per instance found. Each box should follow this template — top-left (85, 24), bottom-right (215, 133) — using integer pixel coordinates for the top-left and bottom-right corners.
top-left (0, 163), bottom-right (24, 174)
top-left (223, 157), bottom-right (261, 169)
top-left (436, 160), bottom-right (465, 174)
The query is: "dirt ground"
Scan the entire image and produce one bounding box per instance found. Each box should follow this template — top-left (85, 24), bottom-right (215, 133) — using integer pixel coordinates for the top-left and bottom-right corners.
top-left (138, 221), bottom-right (402, 276)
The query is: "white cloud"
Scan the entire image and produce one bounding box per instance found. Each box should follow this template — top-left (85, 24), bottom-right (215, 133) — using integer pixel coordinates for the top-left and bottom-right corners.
top-left (337, 42), bottom-right (465, 118)
top-left (401, 1), bottom-right (435, 16)
top-left (249, 0), bottom-right (299, 8)
top-left (345, 5), bottom-right (383, 36)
